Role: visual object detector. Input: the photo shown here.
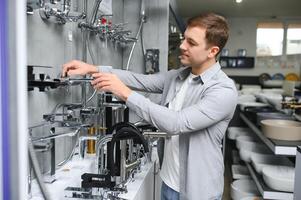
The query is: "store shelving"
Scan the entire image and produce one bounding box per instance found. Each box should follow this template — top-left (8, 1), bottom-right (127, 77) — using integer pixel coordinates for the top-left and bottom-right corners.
top-left (240, 113), bottom-right (301, 156)
top-left (245, 162), bottom-right (294, 200)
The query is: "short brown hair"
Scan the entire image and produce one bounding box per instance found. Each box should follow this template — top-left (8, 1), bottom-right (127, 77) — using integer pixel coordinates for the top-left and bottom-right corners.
top-left (187, 13), bottom-right (229, 52)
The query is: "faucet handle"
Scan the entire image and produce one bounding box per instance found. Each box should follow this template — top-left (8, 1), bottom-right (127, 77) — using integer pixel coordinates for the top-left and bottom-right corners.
top-left (50, 0), bottom-right (59, 4)
top-left (43, 114), bottom-right (55, 122)
top-left (26, 5), bottom-right (34, 15)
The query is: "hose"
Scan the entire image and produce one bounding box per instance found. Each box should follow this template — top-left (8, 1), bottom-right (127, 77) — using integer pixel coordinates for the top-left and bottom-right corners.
top-left (125, 0), bottom-right (147, 71)
top-left (141, 24), bottom-right (146, 61)
top-left (85, 32), bottom-right (98, 103)
top-left (57, 134), bottom-right (79, 167)
top-left (87, 32), bottom-right (96, 65)
top-left (89, 0), bottom-right (103, 25)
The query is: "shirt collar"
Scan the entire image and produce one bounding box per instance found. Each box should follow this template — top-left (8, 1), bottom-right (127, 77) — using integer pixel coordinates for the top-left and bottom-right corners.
top-left (177, 62), bottom-right (221, 84)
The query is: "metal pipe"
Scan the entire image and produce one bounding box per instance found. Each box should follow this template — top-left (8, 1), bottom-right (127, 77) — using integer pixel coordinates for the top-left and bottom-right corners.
top-left (81, 0), bottom-right (88, 108)
top-left (128, 140), bottom-right (133, 162)
top-left (120, 141), bottom-right (127, 182)
top-left (102, 102), bottom-right (127, 109)
top-left (143, 131), bottom-right (169, 138)
top-left (31, 127), bottom-right (81, 142)
top-left (63, 77), bottom-right (94, 82)
top-left (125, 20), bottom-right (144, 71)
top-left (28, 120), bottom-right (81, 130)
top-left (50, 139), bottom-right (56, 176)
top-left (140, 0), bottom-right (146, 19)
top-left (89, 0), bottom-right (103, 25)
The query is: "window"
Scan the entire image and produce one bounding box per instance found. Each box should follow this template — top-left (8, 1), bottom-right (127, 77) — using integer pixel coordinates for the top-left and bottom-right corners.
top-left (256, 22), bottom-right (284, 56)
top-left (287, 24), bottom-right (301, 55)
top-left (256, 22), bottom-right (301, 57)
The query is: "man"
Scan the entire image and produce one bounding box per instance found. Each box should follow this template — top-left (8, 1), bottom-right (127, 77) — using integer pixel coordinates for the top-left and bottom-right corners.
top-left (63, 13), bottom-right (237, 200)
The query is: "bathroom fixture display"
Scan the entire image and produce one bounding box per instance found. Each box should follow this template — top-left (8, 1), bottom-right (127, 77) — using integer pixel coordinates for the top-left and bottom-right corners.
top-left (28, 110), bottom-right (158, 199)
top-left (39, 0), bottom-right (86, 24)
top-left (62, 122), bottom-right (151, 199)
top-left (77, 0), bottom-right (138, 47)
top-left (28, 87), bottom-right (158, 199)
top-left (78, 17), bottom-right (138, 46)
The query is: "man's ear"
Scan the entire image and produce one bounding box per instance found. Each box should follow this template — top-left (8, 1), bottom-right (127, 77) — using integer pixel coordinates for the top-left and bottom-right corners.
top-left (208, 46), bottom-right (220, 58)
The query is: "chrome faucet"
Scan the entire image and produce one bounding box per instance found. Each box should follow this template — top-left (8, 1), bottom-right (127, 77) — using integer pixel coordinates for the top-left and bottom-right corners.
top-left (39, 0), bottom-right (86, 24)
top-left (119, 140), bottom-right (142, 185)
top-left (95, 135), bottom-right (113, 174)
top-left (30, 126), bottom-right (81, 183)
top-left (31, 126), bottom-right (81, 142)
top-left (77, 0), bottom-right (137, 46)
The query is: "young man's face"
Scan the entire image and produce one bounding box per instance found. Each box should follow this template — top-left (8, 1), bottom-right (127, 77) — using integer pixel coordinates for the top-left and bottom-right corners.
top-left (179, 26), bottom-right (218, 68)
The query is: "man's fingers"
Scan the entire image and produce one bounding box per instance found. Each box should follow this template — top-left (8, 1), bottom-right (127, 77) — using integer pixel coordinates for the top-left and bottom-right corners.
top-left (93, 80), bottom-right (111, 90)
top-left (62, 66), bottom-right (70, 77)
top-left (62, 60), bottom-right (82, 77)
top-left (95, 86), bottom-right (110, 92)
top-left (62, 66), bottom-right (74, 77)
top-left (63, 60), bottom-right (77, 70)
top-left (91, 75), bottom-right (112, 85)
top-left (67, 70), bottom-right (81, 76)
top-left (62, 61), bottom-right (78, 77)
top-left (91, 73), bottom-right (102, 79)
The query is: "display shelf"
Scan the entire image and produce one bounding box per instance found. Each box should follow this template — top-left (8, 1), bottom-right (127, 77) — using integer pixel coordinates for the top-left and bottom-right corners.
top-left (30, 154), bottom-right (156, 200)
top-left (240, 113), bottom-right (301, 156)
top-left (246, 162), bottom-right (294, 200)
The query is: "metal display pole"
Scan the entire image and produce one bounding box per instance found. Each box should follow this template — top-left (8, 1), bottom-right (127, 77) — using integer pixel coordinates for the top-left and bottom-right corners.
top-left (294, 146), bottom-right (301, 200)
top-left (1, 0), bottom-right (28, 199)
top-left (0, 0), bottom-right (11, 199)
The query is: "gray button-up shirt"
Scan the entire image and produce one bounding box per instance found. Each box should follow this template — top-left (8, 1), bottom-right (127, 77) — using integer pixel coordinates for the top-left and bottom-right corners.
top-left (99, 62), bottom-right (238, 200)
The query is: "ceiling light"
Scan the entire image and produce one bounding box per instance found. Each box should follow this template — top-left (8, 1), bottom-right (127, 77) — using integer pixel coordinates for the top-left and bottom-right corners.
top-left (235, 0), bottom-right (243, 3)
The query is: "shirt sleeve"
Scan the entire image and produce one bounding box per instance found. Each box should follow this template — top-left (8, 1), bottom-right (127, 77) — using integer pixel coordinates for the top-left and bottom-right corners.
top-left (126, 83), bottom-right (238, 135)
top-left (98, 66), bottom-right (168, 93)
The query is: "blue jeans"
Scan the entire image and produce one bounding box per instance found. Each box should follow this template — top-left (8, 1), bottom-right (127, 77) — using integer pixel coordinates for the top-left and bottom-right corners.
top-left (216, 195), bottom-right (222, 200)
top-left (161, 181), bottom-right (179, 200)
top-left (160, 181), bottom-right (222, 200)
